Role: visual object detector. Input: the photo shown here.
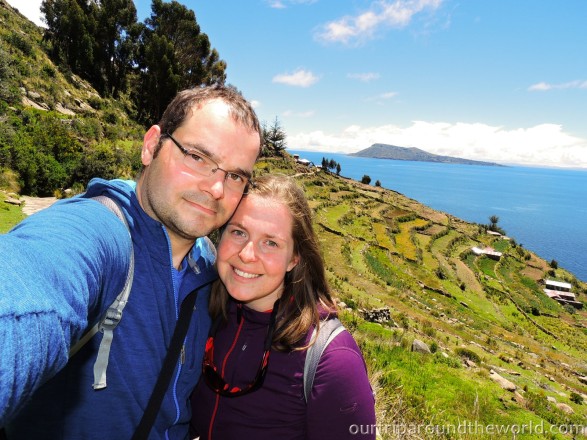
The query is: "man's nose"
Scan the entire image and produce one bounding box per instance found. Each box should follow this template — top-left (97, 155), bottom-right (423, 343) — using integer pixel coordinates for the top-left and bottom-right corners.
top-left (204, 172), bottom-right (226, 199)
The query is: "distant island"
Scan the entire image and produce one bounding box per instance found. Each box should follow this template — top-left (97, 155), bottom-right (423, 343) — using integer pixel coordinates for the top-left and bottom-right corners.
top-left (350, 143), bottom-right (503, 166)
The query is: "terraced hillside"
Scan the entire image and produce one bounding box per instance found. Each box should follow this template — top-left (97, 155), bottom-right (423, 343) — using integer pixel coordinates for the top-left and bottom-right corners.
top-left (259, 156), bottom-right (587, 439)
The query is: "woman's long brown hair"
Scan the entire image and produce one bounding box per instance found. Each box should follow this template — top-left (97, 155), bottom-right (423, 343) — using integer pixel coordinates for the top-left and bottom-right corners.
top-left (208, 174), bottom-right (337, 350)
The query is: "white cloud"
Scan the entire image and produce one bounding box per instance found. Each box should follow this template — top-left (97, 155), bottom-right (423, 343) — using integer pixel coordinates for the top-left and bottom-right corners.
top-left (266, 0), bottom-right (317, 8)
top-left (348, 72), bottom-right (381, 82)
top-left (364, 91), bottom-right (398, 102)
top-left (283, 110), bottom-right (315, 118)
top-left (5, 0), bottom-right (45, 27)
top-left (273, 69), bottom-right (319, 87)
top-left (528, 80), bottom-right (587, 91)
top-left (250, 100), bottom-right (261, 109)
top-left (268, 1), bottom-right (287, 9)
top-left (315, 0), bottom-right (443, 44)
top-left (288, 121), bottom-right (587, 168)
top-left (378, 91), bottom-right (398, 99)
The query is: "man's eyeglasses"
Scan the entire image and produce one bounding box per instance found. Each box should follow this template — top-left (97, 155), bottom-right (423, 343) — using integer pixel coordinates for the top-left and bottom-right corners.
top-left (202, 301), bottom-right (279, 397)
top-left (163, 133), bottom-right (251, 194)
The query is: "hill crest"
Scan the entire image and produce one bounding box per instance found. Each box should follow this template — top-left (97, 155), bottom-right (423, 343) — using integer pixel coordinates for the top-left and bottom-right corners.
top-left (351, 143), bottom-right (502, 166)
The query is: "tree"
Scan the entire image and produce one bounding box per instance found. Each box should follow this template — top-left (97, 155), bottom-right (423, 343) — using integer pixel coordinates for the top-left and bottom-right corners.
top-left (361, 175), bottom-right (371, 185)
top-left (41, 0), bottom-right (137, 96)
top-left (487, 215), bottom-right (506, 235)
top-left (42, 0), bottom-right (97, 78)
top-left (134, 0), bottom-right (227, 123)
top-left (94, 0), bottom-right (138, 96)
top-left (319, 157), bottom-right (339, 173)
top-left (262, 117), bottom-right (287, 157)
top-left (375, 180), bottom-right (381, 187)
top-left (328, 159), bottom-right (336, 171)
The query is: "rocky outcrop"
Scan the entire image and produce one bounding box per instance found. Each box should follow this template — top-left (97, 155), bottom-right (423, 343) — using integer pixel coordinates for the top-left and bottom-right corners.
top-left (556, 403), bottom-right (574, 414)
top-left (411, 339), bottom-right (431, 354)
top-left (361, 307), bottom-right (391, 324)
top-left (489, 370), bottom-right (516, 391)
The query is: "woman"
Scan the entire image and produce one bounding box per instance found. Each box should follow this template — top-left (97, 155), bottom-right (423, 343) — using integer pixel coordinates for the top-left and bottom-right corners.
top-left (191, 174), bottom-right (376, 440)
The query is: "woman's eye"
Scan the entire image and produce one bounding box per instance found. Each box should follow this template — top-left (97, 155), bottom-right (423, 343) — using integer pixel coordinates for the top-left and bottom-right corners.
top-left (265, 240), bottom-right (278, 248)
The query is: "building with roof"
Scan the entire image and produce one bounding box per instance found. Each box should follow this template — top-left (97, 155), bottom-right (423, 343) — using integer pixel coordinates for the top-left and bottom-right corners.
top-left (471, 246), bottom-right (503, 260)
top-left (543, 279), bottom-right (583, 309)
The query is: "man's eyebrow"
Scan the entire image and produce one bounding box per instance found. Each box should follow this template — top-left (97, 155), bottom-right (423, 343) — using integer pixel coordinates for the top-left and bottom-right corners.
top-left (185, 142), bottom-right (252, 178)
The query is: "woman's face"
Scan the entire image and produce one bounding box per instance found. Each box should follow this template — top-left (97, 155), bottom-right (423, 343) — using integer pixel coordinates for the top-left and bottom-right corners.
top-left (217, 194), bottom-right (299, 311)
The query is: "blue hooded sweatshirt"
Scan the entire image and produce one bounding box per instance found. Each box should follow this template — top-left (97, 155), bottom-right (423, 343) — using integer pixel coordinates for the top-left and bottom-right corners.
top-left (0, 178), bottom-right (217, 439)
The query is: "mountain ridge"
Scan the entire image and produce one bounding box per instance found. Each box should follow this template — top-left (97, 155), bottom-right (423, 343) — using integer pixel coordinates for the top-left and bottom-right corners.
top-left (351, 143), bottom-right (503, 167)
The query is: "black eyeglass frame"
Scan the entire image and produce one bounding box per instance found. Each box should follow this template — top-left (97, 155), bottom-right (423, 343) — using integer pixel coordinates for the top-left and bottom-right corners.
top-left (162, 132), bottom-right (253, 194)
top-left (202, 300), bottom-right (279, 397)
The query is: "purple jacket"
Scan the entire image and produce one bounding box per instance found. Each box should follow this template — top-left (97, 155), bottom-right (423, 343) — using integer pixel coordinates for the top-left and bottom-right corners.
top-left (191, 300), bottom-right (376, 440)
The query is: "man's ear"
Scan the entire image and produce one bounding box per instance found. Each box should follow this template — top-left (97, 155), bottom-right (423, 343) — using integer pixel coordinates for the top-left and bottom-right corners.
top-left (141, 125), bottom-right (162, 166)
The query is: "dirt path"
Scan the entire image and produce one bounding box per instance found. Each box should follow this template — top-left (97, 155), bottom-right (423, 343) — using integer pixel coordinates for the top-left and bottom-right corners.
top-left (21, 196), bottom-right (57, 215)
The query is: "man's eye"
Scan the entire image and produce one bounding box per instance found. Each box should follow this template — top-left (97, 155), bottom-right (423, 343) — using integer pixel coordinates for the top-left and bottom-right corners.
top-left (227, 172), bottom-right (244, 183)
top-left (187, 152), bottom-right (206, 164)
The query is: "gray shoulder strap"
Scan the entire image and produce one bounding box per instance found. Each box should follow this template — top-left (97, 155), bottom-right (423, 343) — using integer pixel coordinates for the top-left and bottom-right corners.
top-left (68, 195), bottom-right (135, 390)
top-left (303, 318), bottom-right (345, 402)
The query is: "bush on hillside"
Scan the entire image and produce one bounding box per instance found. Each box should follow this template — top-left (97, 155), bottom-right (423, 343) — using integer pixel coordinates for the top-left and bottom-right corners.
top-left (0, 167), bottom-right (20, 193)
top-left (454, 347), bottom-right (481, 364)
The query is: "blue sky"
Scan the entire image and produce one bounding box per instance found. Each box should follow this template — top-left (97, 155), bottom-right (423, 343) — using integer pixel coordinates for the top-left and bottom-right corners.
top-left (9, 0), bottom-right (587, 168)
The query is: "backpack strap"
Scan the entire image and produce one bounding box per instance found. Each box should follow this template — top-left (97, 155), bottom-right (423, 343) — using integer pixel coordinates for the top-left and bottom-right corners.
top-left (68, 195), bottom-right (135, 390)
top-left (303, 318), bottom-right (345, 402)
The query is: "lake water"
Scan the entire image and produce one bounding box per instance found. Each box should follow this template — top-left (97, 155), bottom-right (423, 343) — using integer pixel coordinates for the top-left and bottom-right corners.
top-left (289, 150), bottom-right (587, 282)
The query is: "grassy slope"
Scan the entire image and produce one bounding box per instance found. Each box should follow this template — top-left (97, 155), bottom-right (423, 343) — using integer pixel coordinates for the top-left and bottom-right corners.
top-left (3, 146), bottom-right (587, 439)
top-left (259, 157), bottom-right (587, 439)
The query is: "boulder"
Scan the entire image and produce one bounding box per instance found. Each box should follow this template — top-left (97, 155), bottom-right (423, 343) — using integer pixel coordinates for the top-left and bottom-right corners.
top-left (556, 403), bottom-right (574, 414)
top-left (464, 359), bottom-right (477, 368)
top-left (4, 197), bottom-right (22, 206)
top-left (411, 339), bottom-right (431, 354)
top-left (361, 307), bottom-right (391, 323)
top-left (512, 391), bottom-right (525, 404)
top-left (489, 370), bottom-right (516, 391)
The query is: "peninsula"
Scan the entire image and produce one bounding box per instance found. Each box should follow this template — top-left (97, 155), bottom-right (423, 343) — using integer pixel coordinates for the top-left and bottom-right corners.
top-left (350, 143), bottom-right (503, 166)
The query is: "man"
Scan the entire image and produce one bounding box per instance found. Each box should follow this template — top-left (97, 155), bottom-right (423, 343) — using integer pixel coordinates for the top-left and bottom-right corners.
top-left (0, 85), bottom-right (262, 439)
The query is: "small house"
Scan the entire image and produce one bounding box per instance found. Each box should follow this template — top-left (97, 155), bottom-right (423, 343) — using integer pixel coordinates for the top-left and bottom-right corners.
top-left (471, 246), bottom-right (502, 261)
top-left (543, 279), bottom-right (583, 309)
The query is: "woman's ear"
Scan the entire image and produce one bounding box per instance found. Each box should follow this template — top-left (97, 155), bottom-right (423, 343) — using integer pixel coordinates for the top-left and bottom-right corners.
top-left (287, 254), bottom-right (300, 273)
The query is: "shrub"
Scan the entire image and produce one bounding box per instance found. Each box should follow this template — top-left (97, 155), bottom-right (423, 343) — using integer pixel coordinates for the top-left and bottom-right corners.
top-left (7, 33), bottom-right (33, 56)
top-left (454, 347), bottom-right (481, 364)
top-left (0, 167), bottom-right (20, 193)
top-left (433, 351), bottom-right (461, 368)
top-left (570, 392), bottom-right (583, 405)
top-left (41, 64), bottom-right (56, 79)
top-left (435, 267), bottom-right (448, 280)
